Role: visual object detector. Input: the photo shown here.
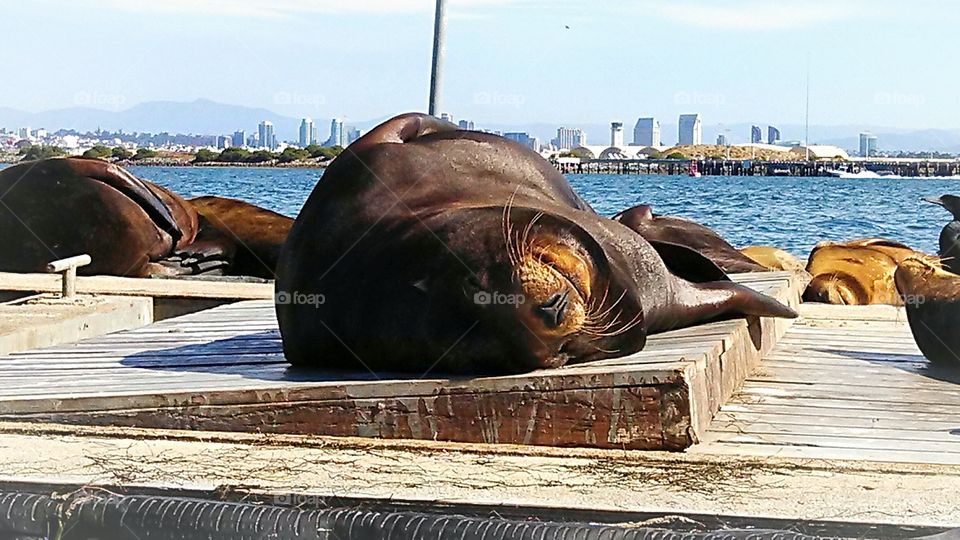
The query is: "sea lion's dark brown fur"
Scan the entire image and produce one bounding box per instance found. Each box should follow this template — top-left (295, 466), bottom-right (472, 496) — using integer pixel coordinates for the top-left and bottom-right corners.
top-left (922, 194), bottom-right (960, 275)
top-left (895, 258), bottom-right (960, 365)
top-left (0, 157), bottom-right (199, 277)
top-left (276, 113), bottom-right (796, 375)
top-left (189, 196), bottom-right (294, 279)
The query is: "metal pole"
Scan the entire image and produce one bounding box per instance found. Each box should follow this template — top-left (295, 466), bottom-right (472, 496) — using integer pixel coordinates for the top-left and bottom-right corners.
top-left (428, 0), bottom-right (447, 116)
top-left (804, 58), bottom-right (811, 161)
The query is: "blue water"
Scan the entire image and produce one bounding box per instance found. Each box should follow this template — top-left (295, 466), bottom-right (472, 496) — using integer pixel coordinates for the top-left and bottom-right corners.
top-left (125, 166), bottom-right (957, 257)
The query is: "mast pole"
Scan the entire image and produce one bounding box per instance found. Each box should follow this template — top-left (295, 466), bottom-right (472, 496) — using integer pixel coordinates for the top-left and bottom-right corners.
top-left (428, 0), bottom-right (447, 116)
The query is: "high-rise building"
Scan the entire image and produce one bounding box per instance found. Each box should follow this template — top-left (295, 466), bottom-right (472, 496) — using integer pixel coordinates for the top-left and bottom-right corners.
top-left (299, 118), bottom-right (314, 147)
top-left (552, 127), bottom-right (586, 150)
top-left (633, 117), bottom-right (661, 147)
top-left (504, 132), bottom-right (540, 152)
top-left (457, 120), bottom-right (475, 130)
top-left (859, 132), bottom-right (878, 157)
top-left (231, 130), bottom-right (245, 148)
top-left (610, 122), bottom-right (624, 147)
top-left (217, 135), bottom-right (232, 149)
top-left (258, 121), bottom-right (276, 150)
top-left (716, 134), bottom-right (728, 146)
top-left (750, 125), bottom-right (762, 144)
top-left (440, 113), bottom-right (453, 123)
top-left (17, 127), bottom-right (30, 140)
top-left (678, 114), bottom-right (702, 146)
top-left (347, 127), bottom-right (362, 144)
top-left (767, 126), bottom-right (781, 145)
top-left (325, 118), bottom-right (345, 147)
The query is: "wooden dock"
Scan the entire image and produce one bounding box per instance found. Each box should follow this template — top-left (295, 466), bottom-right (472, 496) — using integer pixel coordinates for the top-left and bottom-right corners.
top-left (0, 272), bottom-right (801, 451)
top-left (0, 294), bottom-right (151, 357)
top-left (692, 303), bottom-right (960, 465)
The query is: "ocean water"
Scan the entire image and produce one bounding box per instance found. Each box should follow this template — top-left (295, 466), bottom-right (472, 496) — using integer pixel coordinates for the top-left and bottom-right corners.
top-left (126, 166), bottom-right (958, 257)
top-left (1, 163), bottom-right (951, 257)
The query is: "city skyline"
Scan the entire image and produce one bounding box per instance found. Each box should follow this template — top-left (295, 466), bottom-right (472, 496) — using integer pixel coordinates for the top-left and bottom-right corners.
top-left (2, 1), bottom-right (959, 131)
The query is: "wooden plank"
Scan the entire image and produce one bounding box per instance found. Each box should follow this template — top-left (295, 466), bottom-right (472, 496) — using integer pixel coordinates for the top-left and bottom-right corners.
top-left (0, 271), bottom-right (273, 300)
top-left (696, 301), bottom-right (960, 466)
top-left (2, 383), bottom-right (696, 450)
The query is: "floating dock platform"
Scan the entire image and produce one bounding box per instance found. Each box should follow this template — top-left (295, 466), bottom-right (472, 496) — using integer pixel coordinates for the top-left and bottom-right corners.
top-left (1, 270), bottom-right (958, 535)
top-left (0, 272), bottom-right (800, 451)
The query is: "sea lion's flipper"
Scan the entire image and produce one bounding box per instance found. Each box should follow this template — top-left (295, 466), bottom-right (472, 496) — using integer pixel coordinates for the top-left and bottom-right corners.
top-left (67, 158), bottom-right (182, 243)
top-left (648, 240), bottom-right (728, 283)
top-left (697, 280), bottom-right (799, 319)
top-left (347, 112), bottom-right (458, 155)
top-left (612, 204), bottom-right (654, 229)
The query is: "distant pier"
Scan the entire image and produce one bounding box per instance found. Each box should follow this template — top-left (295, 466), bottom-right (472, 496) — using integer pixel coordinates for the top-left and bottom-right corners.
top-left (557, 158), bottom-right (960, 177)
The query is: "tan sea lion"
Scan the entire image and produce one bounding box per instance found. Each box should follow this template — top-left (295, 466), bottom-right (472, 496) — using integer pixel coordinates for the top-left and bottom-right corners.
top-left (740, 246), bottom-right (806, 274)
top-left (804, 238), bottom-right (934, 305)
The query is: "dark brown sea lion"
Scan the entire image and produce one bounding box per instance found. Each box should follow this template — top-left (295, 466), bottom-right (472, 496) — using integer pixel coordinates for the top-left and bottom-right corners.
top-left (0, 157), bottom-right (201, 277)
top-left (612, 205), bottom-right (768, 274)
top-left (922, 194), bottom-right (960, 275)
top-left (803, 238), bottom-right (935, 305)
top-left (895, 258), bottom-right (960, 365)
top-left (275, 112), bottom-right (796, 375)
top-left (188, 196), bottom-right (294, 279)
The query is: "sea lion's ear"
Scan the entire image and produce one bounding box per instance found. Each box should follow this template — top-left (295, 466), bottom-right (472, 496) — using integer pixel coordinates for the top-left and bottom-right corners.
top-left (647, 240), bottom-right (729, 283)
top-left (347, 112), bottom-right (458, 155)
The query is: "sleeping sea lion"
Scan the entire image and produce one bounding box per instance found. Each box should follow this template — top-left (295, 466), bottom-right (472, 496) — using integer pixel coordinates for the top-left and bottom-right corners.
top-left (275, 113), bottom-right (796, 375)
top-left (0, 157), bottom-right (201, 277)
top-left (804, 238), bottom-right (935, 305)
top-left (189, 196), bottom-right (294, 279)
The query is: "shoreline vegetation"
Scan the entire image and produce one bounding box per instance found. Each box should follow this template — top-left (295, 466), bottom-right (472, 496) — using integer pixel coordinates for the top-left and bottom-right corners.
top-left (0, 144), bottom-right (343, 169)
top-left (3, 143), bottom-right (960, 176)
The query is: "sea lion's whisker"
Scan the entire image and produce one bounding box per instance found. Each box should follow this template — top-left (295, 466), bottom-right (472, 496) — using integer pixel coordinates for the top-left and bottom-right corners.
top-left (520, 211), bottom-right (544, 256)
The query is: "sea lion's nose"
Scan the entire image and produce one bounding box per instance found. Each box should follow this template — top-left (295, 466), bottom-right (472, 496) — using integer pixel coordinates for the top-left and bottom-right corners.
top-left (537, 291), bottom-right (569, 327)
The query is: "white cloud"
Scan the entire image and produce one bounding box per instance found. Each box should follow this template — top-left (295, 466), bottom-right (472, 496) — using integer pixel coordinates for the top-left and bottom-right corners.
top-left (639, 1), bottom-right (863, 30)
top-left (93, 0), bottom-right (517, 18)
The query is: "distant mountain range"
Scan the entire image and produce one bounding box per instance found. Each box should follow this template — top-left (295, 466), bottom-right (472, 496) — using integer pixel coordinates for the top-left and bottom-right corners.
top-left (2, 99), bottom-right (959, 153)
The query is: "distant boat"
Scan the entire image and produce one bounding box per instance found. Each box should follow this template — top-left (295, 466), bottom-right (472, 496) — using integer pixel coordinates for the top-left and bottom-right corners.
top-left (688, 161), bottom-right (701, 177)
top-left (771, 168), bottom-right (791, 176)
top-left (825, 168), bottom-right (883, 179)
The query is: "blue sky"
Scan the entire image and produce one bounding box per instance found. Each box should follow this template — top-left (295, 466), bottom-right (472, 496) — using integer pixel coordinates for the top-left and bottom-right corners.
top-left (2, 0), bottom-right (958, 130)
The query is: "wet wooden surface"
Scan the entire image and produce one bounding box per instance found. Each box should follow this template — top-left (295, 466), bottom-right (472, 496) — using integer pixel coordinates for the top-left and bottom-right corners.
top-left (0, 272), bottom-right (800, 451)
top-left (692, 303), bottom-right (960, 465)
